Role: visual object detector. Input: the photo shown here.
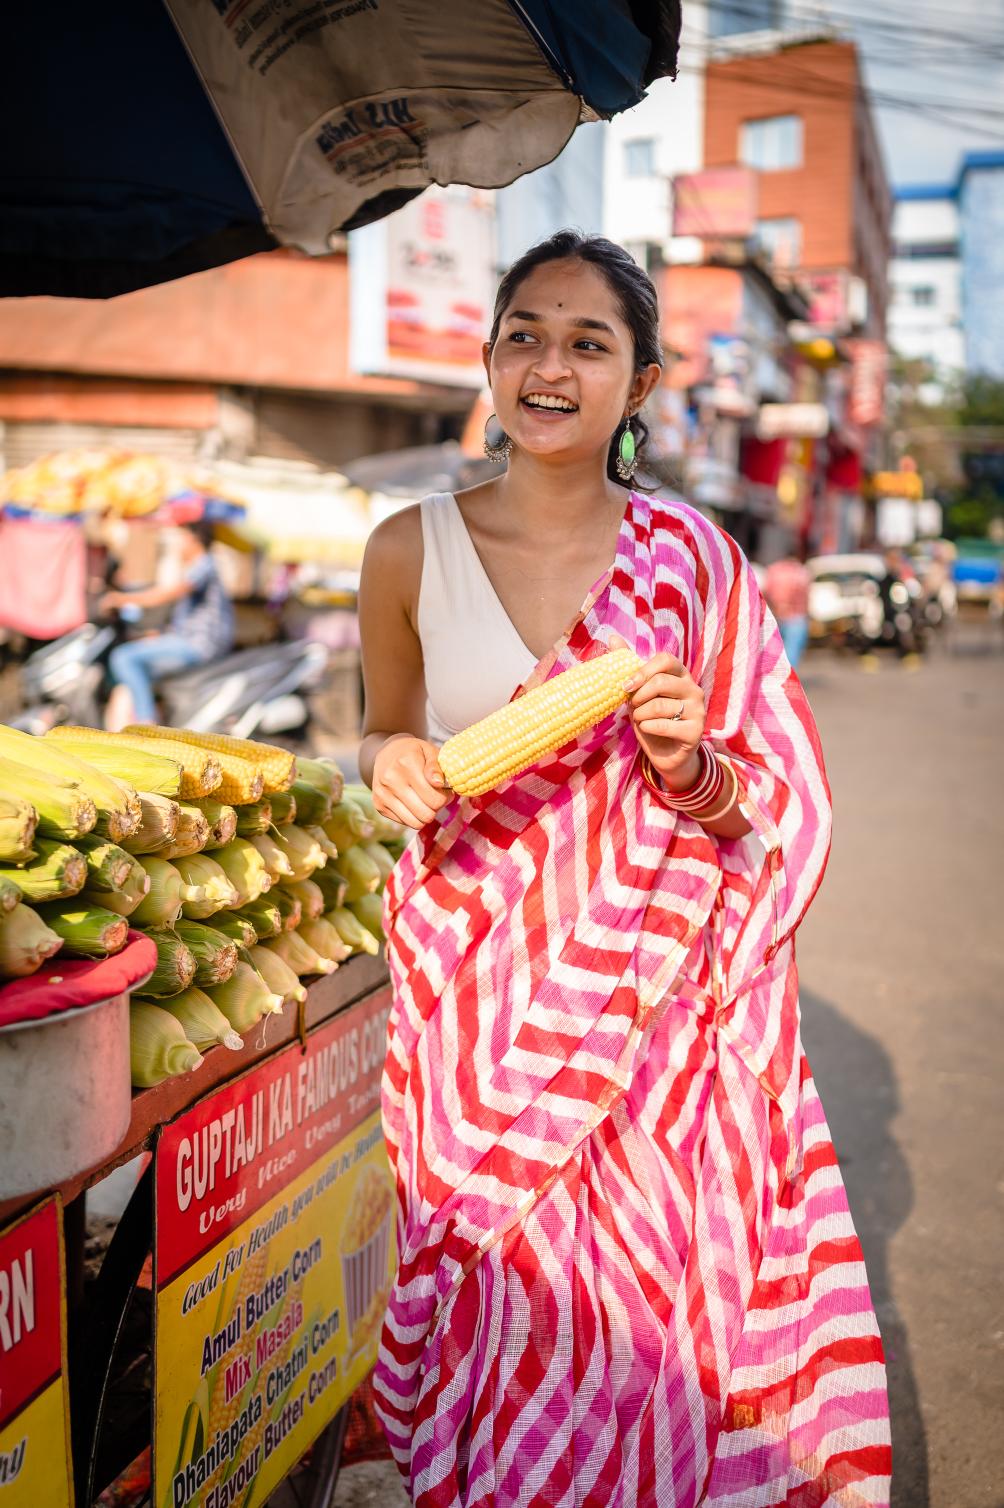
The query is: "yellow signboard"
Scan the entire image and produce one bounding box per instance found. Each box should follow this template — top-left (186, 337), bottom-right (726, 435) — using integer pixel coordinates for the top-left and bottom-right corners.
top-left (154, 992), bottom-right (395, 1508)
top-left (0, 1198), bottom-right (74, 1507)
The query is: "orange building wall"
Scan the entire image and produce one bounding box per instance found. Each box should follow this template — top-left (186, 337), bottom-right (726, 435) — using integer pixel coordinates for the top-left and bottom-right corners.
top-left (704, 41), bottom-right (890, 333)
top-left (0, 249), bottom-right (461, 408)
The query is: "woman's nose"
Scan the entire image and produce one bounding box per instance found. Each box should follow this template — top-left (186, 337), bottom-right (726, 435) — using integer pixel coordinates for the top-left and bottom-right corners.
top-left (531, 343), bottom-right (572, 381)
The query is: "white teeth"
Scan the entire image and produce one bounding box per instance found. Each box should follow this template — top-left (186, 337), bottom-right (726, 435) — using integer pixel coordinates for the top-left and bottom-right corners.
top-left (523, 394), bottom-right (577, 411)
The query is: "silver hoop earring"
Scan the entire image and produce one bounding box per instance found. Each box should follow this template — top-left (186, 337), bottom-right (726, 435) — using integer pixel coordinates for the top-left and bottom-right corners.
top-left (483, 414), bottom-right (512, 463)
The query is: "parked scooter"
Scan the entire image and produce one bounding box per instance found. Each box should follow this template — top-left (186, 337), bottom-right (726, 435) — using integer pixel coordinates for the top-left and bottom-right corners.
top-left (10, 620), bottom-right (327, 740)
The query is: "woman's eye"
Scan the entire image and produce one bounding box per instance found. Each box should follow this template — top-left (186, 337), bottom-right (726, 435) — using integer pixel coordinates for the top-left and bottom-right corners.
top-left (576, 340), bottom-right (605, 352)
top-left (509, 330), bottom-right (535, 344)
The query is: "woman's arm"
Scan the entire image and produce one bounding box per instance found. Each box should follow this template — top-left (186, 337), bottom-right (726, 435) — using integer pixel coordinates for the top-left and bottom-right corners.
top-left (357, 510), bottom-right (451, 828)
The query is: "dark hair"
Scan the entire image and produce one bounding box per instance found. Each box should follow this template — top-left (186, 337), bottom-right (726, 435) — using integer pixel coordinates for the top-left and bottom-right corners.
top-left (181, 520), bottom-right (216, 550)
top-left (488, 231), bottom-right (663, 483)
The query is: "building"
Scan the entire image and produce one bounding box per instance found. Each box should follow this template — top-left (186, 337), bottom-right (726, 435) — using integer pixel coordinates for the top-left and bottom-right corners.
top-left (703, 38), bottom-right (892, 341)
top-left (888, 186), bottom-right (964, 383)
top-left (958, 152), bottom-right (1004, 379)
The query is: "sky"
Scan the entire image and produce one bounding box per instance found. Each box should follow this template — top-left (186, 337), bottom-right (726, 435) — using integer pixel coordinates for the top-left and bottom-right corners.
top-left (851, 0), bottom-right (1004, 187)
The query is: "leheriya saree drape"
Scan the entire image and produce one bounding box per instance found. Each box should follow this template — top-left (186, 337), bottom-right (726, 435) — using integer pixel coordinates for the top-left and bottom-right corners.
top-left (373, 494), bottom-right (891, 1507)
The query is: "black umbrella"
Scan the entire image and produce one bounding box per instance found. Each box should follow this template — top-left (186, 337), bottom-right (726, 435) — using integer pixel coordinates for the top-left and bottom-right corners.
top-left (2, 1), bottom-right (680, 298)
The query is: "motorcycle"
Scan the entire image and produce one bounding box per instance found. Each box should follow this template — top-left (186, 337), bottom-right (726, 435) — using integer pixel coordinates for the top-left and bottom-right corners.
top-left (9, 619), bottom-right (328, 741)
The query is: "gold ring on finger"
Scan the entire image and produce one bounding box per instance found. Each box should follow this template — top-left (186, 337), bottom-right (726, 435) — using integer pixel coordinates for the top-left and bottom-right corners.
top-left (671, 699), bottom-right (685, 721)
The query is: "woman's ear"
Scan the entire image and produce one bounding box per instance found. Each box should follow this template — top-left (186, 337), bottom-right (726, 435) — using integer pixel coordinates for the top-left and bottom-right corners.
top-left (482, 342), bottom-right (493, 383)
top-left (630, 362), bottom-right (663, 412)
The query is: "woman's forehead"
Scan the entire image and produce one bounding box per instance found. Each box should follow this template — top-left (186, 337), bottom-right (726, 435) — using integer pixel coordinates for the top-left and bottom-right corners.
top-left (504, 259), bottom-right (627, 326)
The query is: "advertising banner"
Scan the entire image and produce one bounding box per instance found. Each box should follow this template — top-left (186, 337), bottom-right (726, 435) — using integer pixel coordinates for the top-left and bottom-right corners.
top-left (0, 1198), bottom-right (73, 1505)
top-left (154, 990), bottom-right (395, 1508)
top-left (672, 167), bottom-right (758, 239)
top-left (349, 187), bottom-right (496, 387)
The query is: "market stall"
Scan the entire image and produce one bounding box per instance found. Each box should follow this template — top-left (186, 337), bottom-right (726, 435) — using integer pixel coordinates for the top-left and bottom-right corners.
top-left (0, 725), bottom-right (395, 1506)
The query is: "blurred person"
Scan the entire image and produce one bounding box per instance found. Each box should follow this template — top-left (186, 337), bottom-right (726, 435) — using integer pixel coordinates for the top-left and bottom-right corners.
top-left (100, 521), bottom-right (234, 728)
top-left (864, 546), bottom-right (922, 670)
top-left (358, 231), bottom-right (889, 1503)
top-left (763, 543), bottom-right (811, 670)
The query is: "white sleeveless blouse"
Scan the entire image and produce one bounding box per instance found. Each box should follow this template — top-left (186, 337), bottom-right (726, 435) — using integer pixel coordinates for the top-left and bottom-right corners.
top-left (418, 493), bottom-right (539, 745)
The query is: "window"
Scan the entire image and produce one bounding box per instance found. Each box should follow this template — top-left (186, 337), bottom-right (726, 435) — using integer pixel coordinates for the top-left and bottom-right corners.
top-left (740, 114), bottom-right (803, 171)
top-left (755, 216), bottom-right (802, 268)
top-left (912, 285), bottom-right (936, 306)
top-left (624, 138), bottom-right (657, 178)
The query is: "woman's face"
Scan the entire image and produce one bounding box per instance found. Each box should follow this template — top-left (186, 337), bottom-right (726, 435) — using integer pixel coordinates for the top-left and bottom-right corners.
top-left (484, 258), bottom-right (660, 468)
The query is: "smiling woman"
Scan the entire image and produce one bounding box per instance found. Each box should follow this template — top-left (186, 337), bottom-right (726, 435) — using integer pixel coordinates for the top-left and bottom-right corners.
top-left (357, 232), bottom-right (890, 1508)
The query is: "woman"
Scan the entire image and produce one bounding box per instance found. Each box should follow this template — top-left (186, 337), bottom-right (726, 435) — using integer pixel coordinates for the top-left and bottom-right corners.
top-left (358, 232), bottom-right (890, 1507)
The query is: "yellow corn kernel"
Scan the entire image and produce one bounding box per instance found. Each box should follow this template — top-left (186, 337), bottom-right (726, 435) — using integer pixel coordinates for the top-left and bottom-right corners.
top-left (124, 725), bottom-right (294, 795)
top-left (438, 648), bottom-right (643, 798)
top-left (67, 728), bottom-right (222, 799)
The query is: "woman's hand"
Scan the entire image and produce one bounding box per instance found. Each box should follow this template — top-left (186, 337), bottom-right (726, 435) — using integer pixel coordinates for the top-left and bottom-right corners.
top-left (611, 634), bottom-right (706, 791)
top-left (371, 734), bottom-right (452, 830)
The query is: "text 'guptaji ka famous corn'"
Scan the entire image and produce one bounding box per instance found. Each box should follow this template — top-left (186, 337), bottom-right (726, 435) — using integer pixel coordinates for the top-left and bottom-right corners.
top-left (438, 648), bottom-right (643, 797)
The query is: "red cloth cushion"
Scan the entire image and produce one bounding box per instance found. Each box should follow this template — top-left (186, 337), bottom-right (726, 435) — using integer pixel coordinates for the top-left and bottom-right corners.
top-left (0, 931), bottom-right (157, 1028)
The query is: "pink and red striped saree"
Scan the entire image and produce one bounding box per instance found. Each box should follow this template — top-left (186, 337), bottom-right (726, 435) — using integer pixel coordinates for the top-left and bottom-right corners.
top-left (374, 494), bottom-right (890, 1506)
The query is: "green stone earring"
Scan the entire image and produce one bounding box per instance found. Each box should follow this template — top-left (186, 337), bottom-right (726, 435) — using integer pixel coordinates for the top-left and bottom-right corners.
top-left (615, 417), bottom-right (637, 482)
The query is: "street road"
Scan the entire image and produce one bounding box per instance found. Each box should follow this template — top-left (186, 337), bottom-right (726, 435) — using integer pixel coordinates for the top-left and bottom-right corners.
top-left (332, 627), bottom-right (1004, 1508)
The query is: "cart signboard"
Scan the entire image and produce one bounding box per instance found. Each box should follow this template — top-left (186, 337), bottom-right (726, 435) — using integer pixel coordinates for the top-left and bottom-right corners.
top-left (154, 991), bottom-right (395, 1508)
top-left (0, 1197), bottom-right (73, 1505)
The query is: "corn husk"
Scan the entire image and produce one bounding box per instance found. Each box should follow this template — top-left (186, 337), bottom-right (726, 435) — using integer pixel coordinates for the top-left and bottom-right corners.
top-left (0, 726), bottom-right (139, 841)
top-left (234, 897), bottom-right (283, 940)
top-left (0, 903), bottom-right (62, 977)
top-left (0, 839), bottom-right (87, 903)
top-left (73, 834), bottom-right (134, 891)
top-left (44, 730), bottom-right (183, 797)
top-left (360, 840), bottom-right (396, 889)
top-left (344, 784), bottom-right (405, 845)
top-left (0, 875), bottom-right (20, 914)
top-left (235, 799), bottom-right (273, 837)
top-left (81, 855), bottom-right (150, 916)
top-left (349, 892), bottom-right (386, 944)
top-left (263, 928), bottom-right (335, 978)
top-left (328, 903), bottom-right (380, 957)
top-left (0, 796), bottom-right (38, 864)
top-left (305, 824), bottom-right (339, 863)
top-left (158, 803), bottom-right (211, 861)
top-left (162, 985), bottom-right (243, 1052)
top-left (190, 800), bottom-right (238, 850)
top-left (119, 792), bottom-right (181, 855)
top-left (270, 887), bottom-right (302, 933)
top-left (283, 878), bottom-right (325, 920)
top-left (211, 839), bottom-right (272, 906)
top-left (174, 921), bottom-right (238, 988)
top-left (298, 916), bottom-right (351, 965)
top-left (36, 901), bottom-right (128, 957)
top-left (247, 943), bottom-right (307, 1005)
top-left (207, 960), bottom-right (284, 1033)
top-left (129, 1001), bottom-right (203, 1087)
top-left (0, 755), bottom-right (97, 841)
top-left (208, 911), bottom-right (260, 949)
top-left (289, 778), bottom-right (332, 828)
top-left (138, 928), bottom-right (198, 998)
top-left (130, 856), bottom-right (204, 928)
top-left (249, 832), bottom-right (293, 881)
top-left (173, 855), bottom-right (240, 919)
top-left (267, 790), bottom-right (296, 826)
top-left (338, 845), bottom-right (382, 902)
top-left (275, 824), bottom-right (327, 883)
top-left (311, 866), bottom-right (348, 913)
top-left (297, 757), bottom-right (344, 802)
top-left (323, 798), bottom-right (374, 853)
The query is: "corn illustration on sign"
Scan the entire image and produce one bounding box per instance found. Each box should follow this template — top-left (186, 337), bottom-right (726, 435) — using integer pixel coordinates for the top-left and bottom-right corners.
top-left (0, 1198), bottom-right (74, 1506)
top-left (154, 992), bottom-right (396, 1508)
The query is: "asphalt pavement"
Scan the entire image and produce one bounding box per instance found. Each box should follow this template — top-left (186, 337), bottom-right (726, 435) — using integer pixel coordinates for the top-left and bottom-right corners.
top-left (332, 624), bottom-right (1004, 1508)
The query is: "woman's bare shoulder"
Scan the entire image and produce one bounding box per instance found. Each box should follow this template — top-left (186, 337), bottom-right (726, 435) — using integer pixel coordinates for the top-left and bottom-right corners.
top-left (364, 501), bottom-right (423, 564)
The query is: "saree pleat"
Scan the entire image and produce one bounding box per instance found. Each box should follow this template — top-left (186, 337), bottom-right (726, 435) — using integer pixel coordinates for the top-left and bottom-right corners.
top-left (374, 495), bottom-right (890, 1505)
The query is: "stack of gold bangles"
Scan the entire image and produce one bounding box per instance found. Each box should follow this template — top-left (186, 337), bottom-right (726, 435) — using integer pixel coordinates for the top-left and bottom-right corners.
top-left (640, 744), bottom-right (740, 823)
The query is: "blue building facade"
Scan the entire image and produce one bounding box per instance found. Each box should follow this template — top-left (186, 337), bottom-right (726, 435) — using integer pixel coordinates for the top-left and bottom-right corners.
top-left (958, 152), bottom-right (1004, 378)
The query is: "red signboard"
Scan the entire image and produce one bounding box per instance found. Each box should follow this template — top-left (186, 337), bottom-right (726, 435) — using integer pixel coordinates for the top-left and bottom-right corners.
top-left (0, 1198), bottom-right (73, 1503)
top-left (848, 339), bottom-right (887, 427)
top-left (672, 167), bottom-right (758, 239)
